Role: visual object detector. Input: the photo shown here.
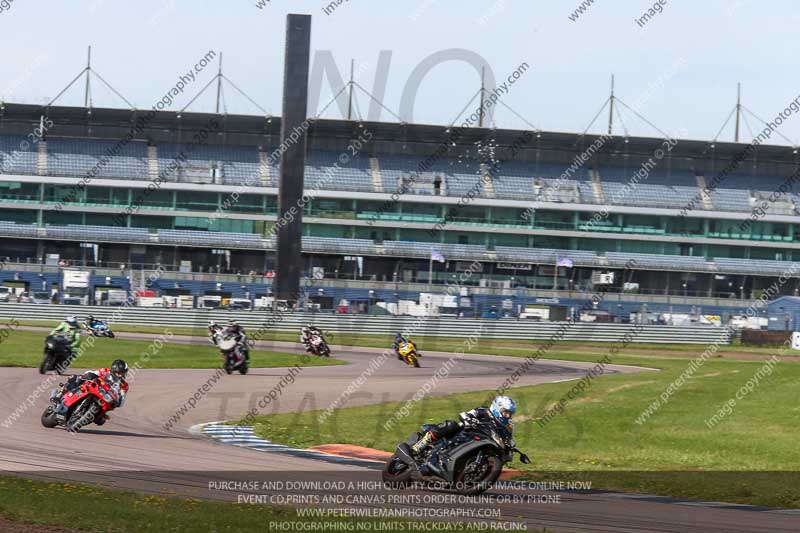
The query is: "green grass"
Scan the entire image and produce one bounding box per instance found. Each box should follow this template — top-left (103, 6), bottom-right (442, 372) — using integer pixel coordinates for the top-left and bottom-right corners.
top-left (0, 475), bottom-right (491, 533)
top-left (0, 330), bottom-right (343, 369)
top-left (238, 350), bottom-right (800, 508)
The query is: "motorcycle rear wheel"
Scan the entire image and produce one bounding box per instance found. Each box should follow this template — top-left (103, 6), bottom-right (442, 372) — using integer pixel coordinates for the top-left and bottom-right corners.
top-left (238, 362), bottom-right (249, 375)
top-left (107, 331), bottom-right (115, 339)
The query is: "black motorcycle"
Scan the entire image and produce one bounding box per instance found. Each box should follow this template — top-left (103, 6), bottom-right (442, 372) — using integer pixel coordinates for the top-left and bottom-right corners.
top-left (218, 335), bottom-right (249, 375)
top-left (39, 334), bottom-right (74, 375)
top-left (382, 420), bottom-right (530, 496)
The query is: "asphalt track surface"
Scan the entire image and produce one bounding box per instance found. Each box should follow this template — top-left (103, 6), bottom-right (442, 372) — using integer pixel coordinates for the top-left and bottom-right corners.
top-left (1, 331), bottom-right (797, 532)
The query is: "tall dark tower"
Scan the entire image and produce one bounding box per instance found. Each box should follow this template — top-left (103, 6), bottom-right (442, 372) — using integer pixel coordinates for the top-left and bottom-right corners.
top-left (275, 14), bottom-right (311, 302)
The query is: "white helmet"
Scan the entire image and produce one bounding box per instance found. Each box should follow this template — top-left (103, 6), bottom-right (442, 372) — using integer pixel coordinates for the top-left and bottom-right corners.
top-left (65, 316), bottom-right (78, 328)
top-left (490, 395), bottom-right (517, 426)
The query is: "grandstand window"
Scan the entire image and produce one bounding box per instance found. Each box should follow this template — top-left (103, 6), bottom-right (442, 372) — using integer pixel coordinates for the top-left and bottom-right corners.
top-left (622, 214), bottom-right (661, 229)
top-left (44, 211), bottom-right (82, 226)
top-left (491, 207), bottom-right (527, 225)
top-left (227, 194), bottom-right (263, 214)
top-left (110, 188), bottom-right (129, 206)
top-left (453, 205), bottom-right (487, 224)
top-left (534, 210), bottom-right (573, 230)
top-left (43, 184), bottom-right (83, 203)
top-left (132, 215), bottom-right (172, 230)
top-left (215, 218), bottom-right (255, 234)
top-left (399, 229), bottom-right (437, 243)
top-left (85, 213), bottom-right (119, 226)
top-left (356, 200), bottom-right (397, 215)
top-left (175, 191), bottom-right (215, 211)
top-left (402, 203), bottom-right (440, 217)
top-left (577, 238), bottom-right (616, 253)
top-left (707, 245), bottom-right (746, 259)
top-left (0, 208), bottom-right (36, 224)
top-left (309, 198), bottom-right (353, 218)
top-left (532, 236), bottom-right (569, 249)
top-left (443, 232), bottom-right (480, 245)
top-left (750, 247), bottom-right (786, 261)
top-left (490, 234), bottom-right (528, 247)
top-left (264, 195), bottom-right (278, 214)
top-left (619, 241), bottom-right (665, 254)
top-left (0, 182), bottom-right (38, 202)
top-left (132, 189), bottom-right (173, 209)
top-left (86, 186), bottom-right (114, 206)
top-left (666, 216), bottom-right (703, 236)
top-left (307, 224), bottom-right (350, 238)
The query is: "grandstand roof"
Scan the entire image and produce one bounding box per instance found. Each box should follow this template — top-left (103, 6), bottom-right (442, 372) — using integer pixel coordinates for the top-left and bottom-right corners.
top-left (1, 102), bottom-right (799, 168)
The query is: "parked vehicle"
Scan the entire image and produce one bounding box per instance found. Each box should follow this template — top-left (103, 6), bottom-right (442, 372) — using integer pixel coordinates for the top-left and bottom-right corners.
top-left (0, 287), bottom-right (10, 303)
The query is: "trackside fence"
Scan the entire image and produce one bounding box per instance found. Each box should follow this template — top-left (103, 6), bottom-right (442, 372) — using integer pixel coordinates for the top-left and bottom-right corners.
top-left (0, 303), bottom-right (733, 344)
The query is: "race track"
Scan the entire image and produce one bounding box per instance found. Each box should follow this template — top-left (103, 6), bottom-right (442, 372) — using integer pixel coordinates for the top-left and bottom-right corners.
top-left (0, 336), bottom-right (796, 532)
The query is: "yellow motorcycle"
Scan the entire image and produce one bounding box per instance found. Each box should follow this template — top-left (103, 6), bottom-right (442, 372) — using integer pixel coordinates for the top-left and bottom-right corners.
top-left (396, 341), bottom-right (421, 368)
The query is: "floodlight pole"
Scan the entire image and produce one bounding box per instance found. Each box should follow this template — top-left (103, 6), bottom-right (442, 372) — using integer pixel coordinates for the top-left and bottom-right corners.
top-left (607, 74), bottom-right (615, 135)
top-left (215, 53), bottom-right (223, 114)
top-left (84, 46), bottom-right (92, 108)
top-left (347, 59), bottom-right (354, 120)
top-left (479, 67), bottom-right (486, 127)
top-left (734, 82), bottom-right (741, 143)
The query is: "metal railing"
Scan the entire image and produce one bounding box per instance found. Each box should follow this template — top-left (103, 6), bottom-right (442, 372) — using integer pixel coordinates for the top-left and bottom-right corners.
top-left (0, 302), bottom-right (732, 344)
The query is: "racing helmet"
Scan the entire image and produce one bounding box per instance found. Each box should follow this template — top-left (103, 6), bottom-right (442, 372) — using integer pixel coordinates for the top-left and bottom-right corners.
top-left (111, 359), bottom-right (129, 379)
top-left (65, 316), bottom-right (79, 329)
top-left (490, 395), bottom-right (517, 426)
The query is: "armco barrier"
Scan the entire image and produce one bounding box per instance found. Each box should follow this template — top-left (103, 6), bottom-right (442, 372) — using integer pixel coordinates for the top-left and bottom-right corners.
top-left (0, 303), bottom-right (732, 344)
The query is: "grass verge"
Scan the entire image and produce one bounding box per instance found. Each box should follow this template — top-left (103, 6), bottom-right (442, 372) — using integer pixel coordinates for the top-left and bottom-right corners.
top-left (238, 351), bottom-right (800, 508)
top-left (0, 331), bottom-right (343, 369)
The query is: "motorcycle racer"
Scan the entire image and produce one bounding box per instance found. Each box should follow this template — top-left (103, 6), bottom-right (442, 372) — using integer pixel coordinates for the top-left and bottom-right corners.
top-left (55, 359), bottom-right (129, 425)
top-left (300, 325), bottom-right (324, 352)
top-left (50, 316), bottom-right (81, 355)
top-left (224, 320), bottom-right (249, 361)
top-left (392, 332), bottom-right (418, 360)
top-left (407, 395), bottom-right (517, 457)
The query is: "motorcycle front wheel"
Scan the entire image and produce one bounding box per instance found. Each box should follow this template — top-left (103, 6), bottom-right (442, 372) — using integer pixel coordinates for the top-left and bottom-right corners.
top-left (454, 452), bottom-right (503, 496)
top-left (41, 405), bottom-right (59, 428)
top-left (381, 455), bottom-right (413, 488)
top-left (38, 352), bottom-right (54, 375)
top-left (66, 400), bottom-right (99, 433)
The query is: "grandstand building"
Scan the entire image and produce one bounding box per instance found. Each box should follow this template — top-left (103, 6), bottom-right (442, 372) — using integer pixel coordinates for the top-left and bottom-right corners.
top-left (1, 103), bottom-right (799, 316)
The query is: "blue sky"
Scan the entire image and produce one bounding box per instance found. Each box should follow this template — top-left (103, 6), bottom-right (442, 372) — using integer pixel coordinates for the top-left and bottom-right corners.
top-left (0, 0), bottom-right (797, 145)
